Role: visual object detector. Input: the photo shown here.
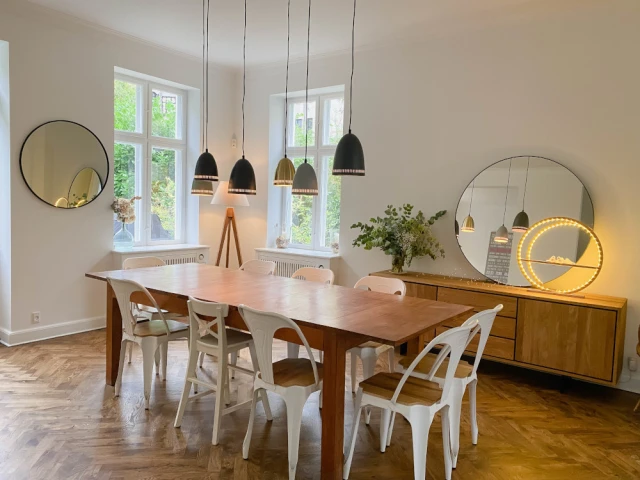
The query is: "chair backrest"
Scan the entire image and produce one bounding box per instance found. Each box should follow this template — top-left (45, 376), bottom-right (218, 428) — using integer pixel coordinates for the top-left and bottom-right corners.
top-left (393, 324), bottom-right (474, 404)
top-left (123, 256), bottom-right (166, 270)
top-left (107, 277), bottom-right (169, 337)
top-left (238, 304), bottom-right (320, 386)
top-left (187, 297), bottom-right (230, 350)
top-left (291, 267), bottom-right (334, 285)
top-left (461, 305), bottom-right (503, 376)
top-left (354, 276), bottom-right (406, 296)
top-left (240, 260), bottom-right (276, 276)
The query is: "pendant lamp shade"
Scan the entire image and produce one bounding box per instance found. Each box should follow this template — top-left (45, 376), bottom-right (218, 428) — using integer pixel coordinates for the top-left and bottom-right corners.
top-left (333, 132), bottom-right (365, 175)
top-left (191, 179), bottom-right (215, 196)
top-left (194, 150), bottom-right (218, 180)
top-left (292, 161), bottom-right (318, 195)
top-left (512, 210), bottom-right (530, 233)
top-left (274, 156), bottom-right (295, 187)
top-left (461, 215), bottom-right (475, 233)
top-left (495, 224), bottom-right (509, 243)
top-left (228, 156), bottom-right (256, 195)
top-left (455, 219), bottom-right (460, 238)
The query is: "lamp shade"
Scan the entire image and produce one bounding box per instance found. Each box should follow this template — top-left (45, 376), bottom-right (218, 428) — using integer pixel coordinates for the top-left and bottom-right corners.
top-left (461, 215), bottom-right (475, 233)
top-left (274, 156), bottom-right (295, 187)
top-left (191, 179), bottom-right (215, 196)
top-left (455, 219), bottom-right (460, 238)
top-left (512, 210), bottom-right (530, 233)
top-left (495, 224), bottom-right (510, 243)
top-left (292, 161), bottom-right (318, 195)
top-left (228, 156), bottom-right (256, 195)
top-left (194, 150), bottom-right (218, 181)
top-left (211, 181), bottom-right (249, 207)
top-left (333, 132), bottom-right (365, 176)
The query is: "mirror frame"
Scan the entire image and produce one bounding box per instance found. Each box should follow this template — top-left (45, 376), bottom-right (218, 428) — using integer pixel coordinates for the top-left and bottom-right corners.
top-left (454, 155), bottom-right (595, 286)
top-left (19, 120), bottom-right (109, 209)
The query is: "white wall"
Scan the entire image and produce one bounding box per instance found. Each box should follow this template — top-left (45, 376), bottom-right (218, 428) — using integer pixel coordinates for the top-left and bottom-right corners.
top-left (209, 0), bottom-right (640, 391)
top-left (0, 0), bottom-right (236, 344)
top-left (0, 41), bottom-right (11, 333)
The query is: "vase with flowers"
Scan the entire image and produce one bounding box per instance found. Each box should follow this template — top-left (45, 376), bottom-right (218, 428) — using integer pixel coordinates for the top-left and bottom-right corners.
top-left (111, 196), bottom-right (141, 248)
top-left (351, 204), bottom-right (446, 274)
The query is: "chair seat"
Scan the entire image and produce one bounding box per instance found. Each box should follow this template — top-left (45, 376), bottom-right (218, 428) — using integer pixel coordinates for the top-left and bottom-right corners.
top-left (359, 372), bottom-right (442, 406)
top-left (138, 304), bottom-right (168, 315)
top-left (197, 328), bottom-right (254, 348)
top-left (266, 358), bottom-right (323, 387)
top-left (133, 319), bottom-right (188, 337)
top-left (399, 352), bottom-right (473, 379)
top-left (356, 341), bottom-right (393, 351)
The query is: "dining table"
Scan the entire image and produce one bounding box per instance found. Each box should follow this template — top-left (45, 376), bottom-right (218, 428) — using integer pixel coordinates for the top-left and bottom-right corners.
top-left (86, 263), bottom-right (473, 479)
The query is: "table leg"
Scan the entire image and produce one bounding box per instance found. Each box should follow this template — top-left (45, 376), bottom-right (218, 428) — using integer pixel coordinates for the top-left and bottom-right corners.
top-left (106, 283), bottom-right (122, 386)
top-left (321, 330), bottom-right (347, 479)
top-left (406, 333), bottom-right (427, 356)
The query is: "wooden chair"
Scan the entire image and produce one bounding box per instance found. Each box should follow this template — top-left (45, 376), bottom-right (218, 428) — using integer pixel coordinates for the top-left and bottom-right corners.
top-left (394, 305), bottom-right (503, 467)
top-left (343, 324), bottom-right (475, 480)
top-left (239, 304), bottom-right (323, 480)
top-left (636, 326), bottom-right (640, 412)
top-left (108, 277), bottom-right (189, 409)
top-left (239, 259), bottom-right (276, 275)
top-left (174, 298), bottom-right (272, 445)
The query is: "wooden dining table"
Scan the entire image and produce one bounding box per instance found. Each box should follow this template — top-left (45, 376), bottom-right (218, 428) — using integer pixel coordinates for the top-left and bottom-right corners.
top-left (86, 263), bottom-right (472, 479)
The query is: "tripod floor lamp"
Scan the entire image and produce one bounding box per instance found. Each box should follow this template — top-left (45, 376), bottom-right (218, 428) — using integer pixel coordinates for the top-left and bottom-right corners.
top-left (211, 181), bottom-right (249, 268)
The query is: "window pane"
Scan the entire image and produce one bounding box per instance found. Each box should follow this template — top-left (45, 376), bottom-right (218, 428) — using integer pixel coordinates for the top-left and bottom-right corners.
top-left (323, 156), bottom-right (341, 247)
top-left (151, 147), bottom-right (179, 241)
top-left (152, 89), bottom-right (180, 139)
top-left (113, 142), bottom-right (140, 238)
top-left (114, 79), bottom-right (141, 133)
top-left (290, 156), bottom-right (315, 246)
top-left (289, 100), bottom-right (316, 148)
top-left (323, 97), bottom-right (344, 145)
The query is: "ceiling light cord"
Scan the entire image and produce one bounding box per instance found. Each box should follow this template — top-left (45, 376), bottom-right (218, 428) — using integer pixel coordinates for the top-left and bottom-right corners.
top-left (205, 0), bottom-right (210, 149)
top-left (502, 160), bottom-right (512, 224)
top-left (242, 0), bottom-right (247, 159)
top-left (348, 0), bottom-right (356, 133)
top-left (201, 0), bottom-right (206, 151)
top-left (303, 0), bottom-right (311, 164)
top-left (468, 181), bottom-right (475, 216)
top-left (522, 156), bottom-right (530, 210)
top-left (284, 0), bottom-right (290, 158)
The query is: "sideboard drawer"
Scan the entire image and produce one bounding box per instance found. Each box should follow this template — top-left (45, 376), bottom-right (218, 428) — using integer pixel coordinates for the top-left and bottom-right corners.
top-left (442, 315), bottom-right (516, 339)
top-left (405, 283), bottom-right (437, 300)
top-left (437, 287), bottom-right (517, 318)
top-left (436, 326), bottom-right (515, 360)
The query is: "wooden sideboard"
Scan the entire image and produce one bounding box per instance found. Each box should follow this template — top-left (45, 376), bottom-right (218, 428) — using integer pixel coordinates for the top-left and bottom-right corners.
top-left (372, 271), bottom-right (627, 386)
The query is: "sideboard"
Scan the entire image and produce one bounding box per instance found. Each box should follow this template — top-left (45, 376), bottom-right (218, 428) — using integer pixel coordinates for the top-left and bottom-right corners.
top-left (372, 271), bottom-right (627, 386)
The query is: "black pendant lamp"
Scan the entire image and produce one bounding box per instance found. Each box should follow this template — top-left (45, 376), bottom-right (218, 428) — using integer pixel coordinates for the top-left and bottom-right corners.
top-left (273, 0), bottom-right (295, 187)
top-left (512, 157), bottom-right (530, 233)
top-left (495, 160), bottom-right (512, 244)
top-left (333, 0), bottom-right (364, 176)
top-left (292, 0), bottom-right (318, 196)
top-left (191, 0), bottom-right (218, 196)
top-left (229, 0), bottom-right (257, 195)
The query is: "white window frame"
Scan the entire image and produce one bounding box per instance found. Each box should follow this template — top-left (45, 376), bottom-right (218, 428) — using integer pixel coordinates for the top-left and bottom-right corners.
top-left (281, 93), bottom-right (344, 251)
top-left (114, 73), bottom-right (187, 246)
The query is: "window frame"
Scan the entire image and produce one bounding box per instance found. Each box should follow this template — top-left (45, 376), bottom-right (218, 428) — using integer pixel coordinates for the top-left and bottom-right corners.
top-left (114, 73), bottom-right (188, 246)
top-left (281, 92), bottom-right (344, 251)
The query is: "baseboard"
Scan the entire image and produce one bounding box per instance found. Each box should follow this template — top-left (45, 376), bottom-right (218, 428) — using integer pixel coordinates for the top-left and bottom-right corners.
top-left (616, 373), bottom-right (640, 394)
top-left (0, 316), bottom-right (106, 347)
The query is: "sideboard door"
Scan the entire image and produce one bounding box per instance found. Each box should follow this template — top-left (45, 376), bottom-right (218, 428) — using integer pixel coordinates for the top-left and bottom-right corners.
top-left (515, 299), bottom-right (617, 381)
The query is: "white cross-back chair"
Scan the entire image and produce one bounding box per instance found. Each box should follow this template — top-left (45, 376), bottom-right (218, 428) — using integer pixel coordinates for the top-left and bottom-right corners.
top-left (174, 298), bottom-right (272, 445)
top-left (392, 305), bottom-right (503, 468)
top-left (239, 305), bottom-right (323, 480)
top-left (239, 259), bottom-right (276, 275)
top-left (343, 323), bottom-right (476, 480)
top-left (108, 277), bottom-right (189, 409)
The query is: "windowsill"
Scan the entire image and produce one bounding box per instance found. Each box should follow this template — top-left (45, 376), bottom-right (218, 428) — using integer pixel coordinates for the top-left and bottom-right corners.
top-left (112, 243), bottom-right (209, 254)
top-left (255, 247), bottom-right (341, 259)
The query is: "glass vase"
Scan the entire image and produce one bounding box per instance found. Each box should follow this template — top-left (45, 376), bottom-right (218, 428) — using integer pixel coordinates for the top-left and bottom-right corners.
top-left (114, 222), bottom-right (134, 249)
top-left (391, 254), bottom-right (406, 274)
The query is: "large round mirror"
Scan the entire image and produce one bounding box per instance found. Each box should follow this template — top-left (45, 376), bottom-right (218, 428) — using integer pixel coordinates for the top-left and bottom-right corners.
top-left (456, 156), bottom-right (594, 287)
top-left (20, 121), bottom-right (108, 209)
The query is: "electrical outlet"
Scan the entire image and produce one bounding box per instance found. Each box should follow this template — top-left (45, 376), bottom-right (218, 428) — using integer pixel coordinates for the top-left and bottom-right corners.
top-left (31, 311), bottom-right (40, 324)
top-left (629, 357), bottom-right (638, 372)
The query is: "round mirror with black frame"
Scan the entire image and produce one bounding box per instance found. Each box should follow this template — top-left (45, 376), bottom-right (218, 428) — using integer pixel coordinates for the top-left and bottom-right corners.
top-left (455, 155), bottom-right (594, 287)
top-left (20, 120), bottom-right (109, 209)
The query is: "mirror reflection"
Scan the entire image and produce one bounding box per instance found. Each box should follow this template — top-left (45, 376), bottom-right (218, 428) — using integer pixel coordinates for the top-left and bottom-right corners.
top-left (456, 156), bottom-right (594, 287)
top-left (20, 121), bottom-right (108, 209)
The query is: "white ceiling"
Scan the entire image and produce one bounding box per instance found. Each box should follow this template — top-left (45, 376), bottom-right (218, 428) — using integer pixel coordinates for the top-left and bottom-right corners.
top-left (26, 0), bottom-right (563, 67)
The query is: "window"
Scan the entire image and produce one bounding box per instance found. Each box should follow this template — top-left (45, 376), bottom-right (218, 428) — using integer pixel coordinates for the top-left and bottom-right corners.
top-left (113, 74), bottom-right (187, 245)
top-left (282, 93), bottom-right (344, 250)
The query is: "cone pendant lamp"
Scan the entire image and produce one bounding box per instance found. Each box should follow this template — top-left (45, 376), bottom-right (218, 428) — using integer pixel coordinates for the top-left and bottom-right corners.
top-left (333, 0), bottom-right (365, 176)
top-left (191, 0), bottom-right (218, 196)
top-left (229, 0), bottom-right (257, 195)
top-left (292, 0), bottom-right (318, 196)
top-left (512, 157), bottom-right (531, 233)
top-left (274, 0), bottom-right (295, 187)
top-left (494, 160), bottom-right (512, 244)
top-left (461, 181), bottom-right (475, 233)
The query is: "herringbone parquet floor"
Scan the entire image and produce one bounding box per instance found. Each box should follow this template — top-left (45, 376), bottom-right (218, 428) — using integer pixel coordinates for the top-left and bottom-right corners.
top-left (1, 330), bottom-right (639, 480)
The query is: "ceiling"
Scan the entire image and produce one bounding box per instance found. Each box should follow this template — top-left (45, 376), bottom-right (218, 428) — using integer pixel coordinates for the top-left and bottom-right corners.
top-left (26, 0), bottom-right (563, 67)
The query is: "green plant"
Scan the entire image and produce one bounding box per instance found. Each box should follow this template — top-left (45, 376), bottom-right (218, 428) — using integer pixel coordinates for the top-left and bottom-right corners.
top-left (351, 204), bottom-right (447, 273)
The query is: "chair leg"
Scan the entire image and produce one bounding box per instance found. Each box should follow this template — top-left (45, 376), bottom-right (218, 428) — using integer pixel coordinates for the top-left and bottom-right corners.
top-left (380, 408), bottom-right (391, 453)
top-left (242, 388), bottom-right (261, 459)
top-left (115, 339), bottom-right (128, 397)
top-left (212, 354), bottom-right (228, 445)
top-left (287, 342), bottom-right (300, 359)
top-left (230, 351), bottom-right (238, 379)
top-left (128, 342), bottom-right (133, 364)
top-left (387, 348), bottom-right (395, 372)
top-left (343, 388), bottom-right (364, 479)
top-left (450, 382), bottom-right (464, 469)
top-left (360, 349), bottom-right (377, 425)
top-left (141, 339), bottom-right (158, 410)
top-left (199, 351), bottom-right (205, 368)
top-left (160, 342), bottom-right (168, 381)
top-left (441, 406), bottom-right (453, 480)
top-left (174, 345), bottom-right (199, 428)
top-left (409, 414), bottom-right (433, 480)
top-left (469, 379), bottom-right (479, 445)
top-left (635, 398), bottom-right (640, 413)
top-left (318, 350), bottom-right (324, 363)
top-left (154, 348), bottom-right (160, 376)
top-left (283, 391), bottom-right (307, 480)
top-left (386, 412), bottom-right (396, 447)
top-left (350, 352), bottom-right (358, 394)
top-left (248, 342), bottom-right (273, 421)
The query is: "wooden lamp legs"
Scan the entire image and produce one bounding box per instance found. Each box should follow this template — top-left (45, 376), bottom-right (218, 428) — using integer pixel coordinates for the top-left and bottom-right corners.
top-left (215, 207), bottom-right (243, 268)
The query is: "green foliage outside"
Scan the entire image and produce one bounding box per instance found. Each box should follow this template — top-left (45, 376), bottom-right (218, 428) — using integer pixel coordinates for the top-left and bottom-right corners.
top-left (293, 112), bottom-right (315, 147)
top-left (324, 157), bottom-right (341, 245)
top-left (151, 148), bottom-right (176, 239)
top-left (291, 157), bottom-right (314, 245)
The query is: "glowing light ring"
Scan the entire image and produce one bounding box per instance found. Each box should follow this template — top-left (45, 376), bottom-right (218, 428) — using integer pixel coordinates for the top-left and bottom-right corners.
top-left (516, 217), bottom-right (602, 294)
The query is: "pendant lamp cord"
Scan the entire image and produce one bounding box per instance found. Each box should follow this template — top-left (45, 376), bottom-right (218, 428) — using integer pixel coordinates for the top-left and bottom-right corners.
top-left (242, 0), bottom-right (247, 159)
top-left (303, 0), bottom-right (311, 163)
top-left (468, 181), bottom-right (475, 216)
top-left (502, 160), bottom-right (512, 224)
top-left (522, 156), bottom-right (530, 210)
top-left (201, 0), bottom-right (206, 151)
top-left (205, 0), bottom-right (210, 149)
top-left (348, 0), bottom-right (356, 133)
top-left (283, 0), bottom-right (291, 158)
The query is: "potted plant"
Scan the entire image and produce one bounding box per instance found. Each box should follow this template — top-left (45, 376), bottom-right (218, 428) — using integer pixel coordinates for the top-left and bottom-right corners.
top-left (351, 204), bottom-right (446, 274)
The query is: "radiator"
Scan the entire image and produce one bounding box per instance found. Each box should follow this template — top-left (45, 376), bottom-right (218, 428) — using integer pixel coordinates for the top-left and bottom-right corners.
top-left (255, 248), bottom-right (338, 279)
top-left (112, 245), bottom-right (210, 269)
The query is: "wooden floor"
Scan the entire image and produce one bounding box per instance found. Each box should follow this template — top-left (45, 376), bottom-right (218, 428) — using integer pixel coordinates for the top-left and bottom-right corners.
top-left (1, 331), bottom-right (639, 479)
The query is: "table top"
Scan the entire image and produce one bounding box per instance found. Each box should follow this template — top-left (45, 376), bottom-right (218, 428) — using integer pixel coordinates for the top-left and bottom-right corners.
top-left (87, 264), bottom-right (473, 346)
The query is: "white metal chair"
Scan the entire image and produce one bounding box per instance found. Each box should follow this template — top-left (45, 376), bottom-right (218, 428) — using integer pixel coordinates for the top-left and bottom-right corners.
top-left (108, 277), bottom-right (189, 409)
top-left (239, 259), bottom-right (276, 275)
top-left (343, 324), bottom-right (476, 480)
top-left (239, 304), bottom-right (323, 480)
top-left (286, 267), bottom-right (335, 362)
top-left (393, 305), bottom-right (503, 468)
top-left (174, 298), bottom-right (272, 445)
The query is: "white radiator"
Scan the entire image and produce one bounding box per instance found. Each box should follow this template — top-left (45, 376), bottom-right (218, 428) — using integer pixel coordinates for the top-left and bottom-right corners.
top-left (113, 245), bottom-right (210, 269)
top-left (255, 248), bottom-right (338, 279)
